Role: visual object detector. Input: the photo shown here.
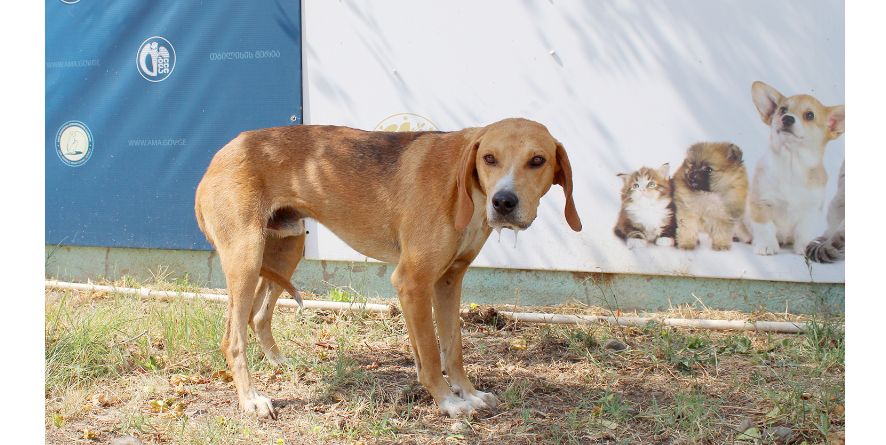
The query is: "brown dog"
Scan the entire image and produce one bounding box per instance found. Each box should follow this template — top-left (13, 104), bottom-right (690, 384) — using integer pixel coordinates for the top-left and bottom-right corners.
top-left (194, 118), bottom-right (581, 419)
top-left (673, 142), bottom-right (748, 250)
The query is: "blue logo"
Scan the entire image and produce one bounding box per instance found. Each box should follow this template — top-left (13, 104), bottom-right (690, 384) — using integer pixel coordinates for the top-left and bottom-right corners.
top-left (137, 36), bottom-right (176, 82)
top-left (56, 121), bottom-right (94, 167)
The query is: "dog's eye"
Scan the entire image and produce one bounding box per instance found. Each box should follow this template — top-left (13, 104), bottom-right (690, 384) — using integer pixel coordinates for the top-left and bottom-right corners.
top-left (804, 111), bottom-right (815, 121)
top-left (779, 106), bottom-right (788, 115)
top-left (631, 183), bottom-right (640, 189)
top-left (483, 154), bottom-right (497, 165)
top-left (647, 181), bottom-right (656, 188)
top-left (704, 166), bottom-right (713, 173)
top-left (528, 156), bottom-right (546, 167)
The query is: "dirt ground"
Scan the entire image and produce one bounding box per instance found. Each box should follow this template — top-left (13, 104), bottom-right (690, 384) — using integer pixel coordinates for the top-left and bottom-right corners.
top-left (45, 284), bottom-right (844, 444)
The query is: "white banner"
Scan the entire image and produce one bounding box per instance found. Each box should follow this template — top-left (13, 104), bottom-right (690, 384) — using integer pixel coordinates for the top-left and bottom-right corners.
top-left (302, 0), bottom-right (845, 283)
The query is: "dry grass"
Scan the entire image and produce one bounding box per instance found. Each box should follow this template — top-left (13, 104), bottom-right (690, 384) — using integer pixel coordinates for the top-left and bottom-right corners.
top-left (45, 279), bottom-right (844, 444)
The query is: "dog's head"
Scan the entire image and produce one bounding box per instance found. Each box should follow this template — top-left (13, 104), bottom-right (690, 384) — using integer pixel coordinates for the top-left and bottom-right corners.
top-left (751, 81), bottom-right (845, 152)
top-left (455, 118), bottom-right (582, 233)
top-left (680, 142), bottom-right (744, 192)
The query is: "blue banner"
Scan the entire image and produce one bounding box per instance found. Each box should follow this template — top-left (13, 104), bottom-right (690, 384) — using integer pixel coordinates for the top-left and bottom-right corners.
top-left (46, 1), bottom-right (302, 250)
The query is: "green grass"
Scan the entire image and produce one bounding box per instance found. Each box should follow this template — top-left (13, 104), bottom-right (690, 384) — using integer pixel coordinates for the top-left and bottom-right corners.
top-left (45, 280), bottom-right (844, 444)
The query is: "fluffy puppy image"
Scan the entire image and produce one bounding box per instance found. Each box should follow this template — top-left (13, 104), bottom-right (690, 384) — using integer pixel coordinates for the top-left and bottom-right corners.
top-left (747, 81), bottom-right (845, 255)
top-left (614, 164), bottom-right (676, 248)
top-left (806, 161), bottom-right (845, 262)
top-left (673, 142), bottom-right (748, 250)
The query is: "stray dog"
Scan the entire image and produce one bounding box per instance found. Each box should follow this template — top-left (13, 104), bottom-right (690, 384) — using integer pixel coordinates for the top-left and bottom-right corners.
top-left (194, 118), bottom-right (582, 419)
top-left (673, 142), bottom-right (748, 250)
top-left (747, 81), bottom-right (845, 255)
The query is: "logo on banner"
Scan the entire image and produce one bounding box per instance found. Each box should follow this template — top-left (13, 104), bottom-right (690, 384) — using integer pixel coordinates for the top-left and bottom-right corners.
top-left (60, 0), bottom-right (80, 4)
top-left (374, 113), bottom-right (438, 132)
top-left (137, 36), bottom-right (176, 82)
top-left (56, 121), bottom-right (93, 167)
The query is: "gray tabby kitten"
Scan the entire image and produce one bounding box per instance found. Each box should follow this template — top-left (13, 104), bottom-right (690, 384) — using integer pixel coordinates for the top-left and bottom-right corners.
top-left (806, 161), bottom-right (844, 263)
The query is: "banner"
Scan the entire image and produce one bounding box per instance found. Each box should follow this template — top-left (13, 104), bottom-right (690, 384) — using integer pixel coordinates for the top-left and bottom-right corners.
top-left (46, 0), bottom-right (302, 249)
top-left (301, 0), bottom-right (845, 283)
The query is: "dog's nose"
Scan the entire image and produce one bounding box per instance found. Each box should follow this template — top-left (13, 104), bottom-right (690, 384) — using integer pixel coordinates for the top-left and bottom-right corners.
top-left (782, 114), bottom-right (795, 127)
top-left (492, 191), bottom-right (519, 215)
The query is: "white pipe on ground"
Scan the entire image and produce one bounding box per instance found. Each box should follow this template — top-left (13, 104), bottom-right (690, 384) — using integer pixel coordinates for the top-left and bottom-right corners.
top-left (45, 280), bottom-right (393, 313)
top-left (496, 311), bottom-right (810, 334)
top-left (45, 280), bottom-right (818, 333)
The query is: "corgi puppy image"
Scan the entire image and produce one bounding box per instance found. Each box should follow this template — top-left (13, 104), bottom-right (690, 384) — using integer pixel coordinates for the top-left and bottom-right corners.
top-left (673, 142), bottom-right (748, 250)
top-left (747, 81), bottom-right (845, 255)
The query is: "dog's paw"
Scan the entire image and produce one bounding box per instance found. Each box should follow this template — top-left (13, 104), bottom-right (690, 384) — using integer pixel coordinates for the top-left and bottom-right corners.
top-left (459, 390), bottom-right (498, 412)
top-left (712, 241), bottom-right (732, 251)
top-left (655, 237), bottom-right (675, 247)
top-left (266, 354), bottom-right (290, 368)
top-left (439, 395), bottom-right (476, 418)
top-left (753, 240), bottom-right (779, 256)
top-left (677, 239), bottom-right (697, 250)
top-left (242, 392), bottom-right (276, 419)
top-left (474, 390), bottom-right (499, 409)
top-left (626, 238), bottom-right (647, 250)
top-left (805, 237), bottom-right (844, 263)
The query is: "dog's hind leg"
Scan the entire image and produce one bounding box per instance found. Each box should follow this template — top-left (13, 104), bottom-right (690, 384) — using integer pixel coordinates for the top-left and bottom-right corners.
top-left (251, 234), bottom-right (305, 366)
top-left (217, 232), bottom-right (277, 419)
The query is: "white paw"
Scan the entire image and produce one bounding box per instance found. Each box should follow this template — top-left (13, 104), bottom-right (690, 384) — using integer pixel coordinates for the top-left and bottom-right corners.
top-left (266, 354), bottom-right (289, 368)
top-left (753, 239), bottom-right (780, 256)
top-left (439, 395), bottom-right (476, 418)
top-left (242, 392), bottom-right (276, 419)
top-left (655, 237), bottom-right (675, 247)
top-left (626, 238), bottom-right (647, 249)
top-left (467, 390), bottom-right (499, 410)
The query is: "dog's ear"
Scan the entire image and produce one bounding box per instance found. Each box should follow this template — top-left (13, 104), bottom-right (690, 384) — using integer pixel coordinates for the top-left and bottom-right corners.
top-left (454, 134), bottom-right (482, 231)
top-left (726, 144), bottom-right (743, 163)
top-left (826, 105), bottom-right (845, 140)
top-left (657, 163), bottom-right (670, 178)
top-left (554, 142), bottom-right (582, 232)
top-left (616, 172), bottom-right (630, 184)
top-left (751, 81), bottom-right (785, 125)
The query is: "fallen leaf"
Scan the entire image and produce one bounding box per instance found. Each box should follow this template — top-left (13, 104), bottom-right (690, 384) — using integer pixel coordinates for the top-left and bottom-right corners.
top-left (599, 419), bottom-right (618, 430)
top-left (82, 428), bottom-right (98, 440)
top-left (832, 404), bottom-right (844, 416)
top-left (211, 370), bottom-right (233, 383)
top-left (510, 338), bottom-right (528, 351)
top-left (736, 427), bottom-right (761, 442)
top-left (91, 393), bottom-right (111, 407)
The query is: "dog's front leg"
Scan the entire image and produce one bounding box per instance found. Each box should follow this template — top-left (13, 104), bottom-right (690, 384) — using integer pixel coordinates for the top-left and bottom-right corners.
top-left (433, 261), bottom-right (498, 413)
top-left (676, 214), bottom-right (700, 250)
top-left (392, 262), bottom-right (476, 418)
top-left (749, 202), bottom-right (780, 255)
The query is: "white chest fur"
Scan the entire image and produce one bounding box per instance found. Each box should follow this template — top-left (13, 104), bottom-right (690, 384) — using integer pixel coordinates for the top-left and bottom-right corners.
top-left (626, 195), bottom-right (671, 238)
top-left (754, 148), bottom-right (826, 227)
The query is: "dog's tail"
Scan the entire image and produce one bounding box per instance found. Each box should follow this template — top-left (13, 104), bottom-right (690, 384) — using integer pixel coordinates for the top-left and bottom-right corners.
top-left (259, 266), bottom-right (304, 309)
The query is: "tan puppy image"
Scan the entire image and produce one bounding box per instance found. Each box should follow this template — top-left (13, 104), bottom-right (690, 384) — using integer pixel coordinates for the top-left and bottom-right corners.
top-left (748, 81), bottom-right (845, 255)
top-left (673, 142), bottom-right (748, 250)
top-left (194, 118), bottom-right (582, 419)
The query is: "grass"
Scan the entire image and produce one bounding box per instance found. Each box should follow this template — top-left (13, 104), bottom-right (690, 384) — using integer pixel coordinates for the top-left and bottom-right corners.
top-left (45, 278), bottom-right (844, 444)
